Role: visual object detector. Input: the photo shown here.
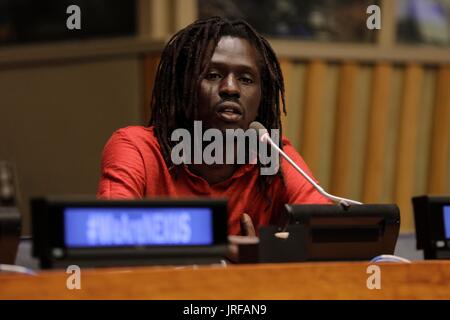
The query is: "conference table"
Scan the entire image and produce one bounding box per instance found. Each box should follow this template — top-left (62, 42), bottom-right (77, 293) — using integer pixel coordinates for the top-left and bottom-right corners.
top-left (1, 260), bottom-right (450, 299)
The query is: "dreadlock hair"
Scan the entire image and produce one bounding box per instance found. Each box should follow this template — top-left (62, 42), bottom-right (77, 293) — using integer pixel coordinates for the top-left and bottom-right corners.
top-left (149, 16), bottom-right (287, 194)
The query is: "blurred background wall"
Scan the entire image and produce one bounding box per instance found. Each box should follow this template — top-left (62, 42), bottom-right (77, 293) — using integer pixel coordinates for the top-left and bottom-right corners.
top-left (0, 0), bottom-right (449, 235)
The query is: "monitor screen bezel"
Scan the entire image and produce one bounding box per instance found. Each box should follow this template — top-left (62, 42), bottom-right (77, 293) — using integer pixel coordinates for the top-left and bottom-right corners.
top-left (424, 198), bottom-right (450, 241)
top-left (32, 197), bottom-right (228, 258)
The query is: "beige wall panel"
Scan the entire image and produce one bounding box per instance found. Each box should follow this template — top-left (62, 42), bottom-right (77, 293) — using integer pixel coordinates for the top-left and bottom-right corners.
top-left (301, 60), bottom-right (327, 176)
top-left (414, 68), bottom-right (435, 201)
top-left (138, 0), bottom-right (152, 37)
top-left (143, 54), bottom-right (161, 124)
top-left (291, 63), bottom-right (306, 152)
top-left (428, 66), bottom-right (450, 194)
top-left (394, 64), bottom-right (424, 232)
top-left (330, 62), bottom-right (358, 197)
top-left (282, 61), bottom-right (304, 151)
top-left (318, 64), bottom-right (338, 190)
top-left (0, 58), bottom-right (142, 234)
top-left (279, 59), bottom-right (294, 138)
top-left (150, 0), bottom-right (172, 39)
top-left (363, 63), bottom-right (392, 203)
top-left (174, 0), bottom-right (198, 31)
top-left (349, 65), bottom-right (372, 201)
top-left (381, 66), bottom-right (402, 204)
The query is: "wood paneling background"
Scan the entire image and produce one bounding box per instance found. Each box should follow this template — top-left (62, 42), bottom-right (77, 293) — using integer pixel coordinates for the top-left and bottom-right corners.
top-left (277, 61), bottom-right (450, 232)
top-left (0, 58), bottom-right (143, 234)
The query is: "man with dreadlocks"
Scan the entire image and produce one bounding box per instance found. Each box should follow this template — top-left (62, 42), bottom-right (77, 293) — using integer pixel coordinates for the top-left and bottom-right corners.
top-left (97, 17), bottom-right (331, 236)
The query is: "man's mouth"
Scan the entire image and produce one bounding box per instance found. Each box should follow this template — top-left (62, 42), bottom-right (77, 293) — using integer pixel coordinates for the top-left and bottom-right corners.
top-left (215, 102), bottom-right (243, 123)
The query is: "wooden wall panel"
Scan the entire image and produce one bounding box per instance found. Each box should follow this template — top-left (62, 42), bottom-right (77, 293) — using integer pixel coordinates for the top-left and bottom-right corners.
top-left (349, 66), bottom-right (372, 201)
top-left (428, 66), bottom-right (450, 194)
top-left (414, 68), bottom-right (436, 197)
top-left (301, 60), bottom-right (327, 175)
top-left (330, 62), bottom-right (358, 197)
top-left (362, 63), bottom-right (393, 203)
top-left (142, 54), bottom-right (160, 125)
top-left (273, 60), bottom-right (448, 230)
top-left (288, 64), bottom-right (306, 151)
top-left (174, 0), bottom-right (198, 32)
top-left (318, 64), bottom-right (338, 190)
top-left (279, 59), bottom-right (294, 137)
top-left (280, 61), bottom-right (305, 152)
top-left (394, 64), bottom-right (424, 232)
top-left (382, 67), bottom-right (403, 204)
top-left (1, 58), bottom-right (142, 234)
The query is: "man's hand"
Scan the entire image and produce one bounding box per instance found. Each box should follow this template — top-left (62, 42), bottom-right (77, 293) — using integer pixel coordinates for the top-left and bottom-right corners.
top-left (240, 213), bottom-right (256, 237)
top-left (226, 213), bottom-right (258, 263)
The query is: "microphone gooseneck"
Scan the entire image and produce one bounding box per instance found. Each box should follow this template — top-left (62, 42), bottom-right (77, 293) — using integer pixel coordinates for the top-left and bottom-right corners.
top-left (249, 121), bottom-right (362, 207)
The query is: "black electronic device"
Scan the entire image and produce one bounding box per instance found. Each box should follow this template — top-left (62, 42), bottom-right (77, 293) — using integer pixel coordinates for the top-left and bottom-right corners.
top-left (0, 161), bottom-right (22, 264)
top-left (0, 207), bottom-right (21, 264)
top-left (253, 204), bottom-right (401, 263)
top-left (31, 197), bottom-right (229, 269)
top-left (412, 195), bottom-right (450, 259)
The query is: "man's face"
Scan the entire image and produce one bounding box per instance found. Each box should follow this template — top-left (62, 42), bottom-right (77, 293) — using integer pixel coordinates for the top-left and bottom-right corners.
top-left (197, 36), bottom-right (262, 131)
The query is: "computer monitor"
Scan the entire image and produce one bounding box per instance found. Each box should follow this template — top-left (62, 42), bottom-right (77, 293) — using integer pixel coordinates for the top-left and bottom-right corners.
top-left (412, 195), bottom-right (450, 259)
top-left (256, 204), bottom-right (400, 262)
top-left (31, 197), bottom-right (228, 269)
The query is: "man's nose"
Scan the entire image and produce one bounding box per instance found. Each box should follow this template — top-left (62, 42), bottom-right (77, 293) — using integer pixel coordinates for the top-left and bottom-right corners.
top-left (219, 74), bottom-right (240, 99)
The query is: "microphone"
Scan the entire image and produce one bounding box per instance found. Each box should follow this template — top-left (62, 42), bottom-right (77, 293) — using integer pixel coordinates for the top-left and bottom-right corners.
top-left (249, 121), bottom-right (362, 207)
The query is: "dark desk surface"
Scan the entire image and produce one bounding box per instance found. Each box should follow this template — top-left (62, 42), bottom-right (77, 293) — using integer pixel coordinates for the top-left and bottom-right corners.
top-left (1, 260), bottom-right (450, 299)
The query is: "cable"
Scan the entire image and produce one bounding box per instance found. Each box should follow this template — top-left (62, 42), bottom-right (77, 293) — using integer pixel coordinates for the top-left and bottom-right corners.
top-left (267, 137), bottom-right (362, 206)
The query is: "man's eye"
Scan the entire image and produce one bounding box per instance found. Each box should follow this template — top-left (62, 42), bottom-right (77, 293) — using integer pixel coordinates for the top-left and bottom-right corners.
top-left (240, 77), bottom-right (253, 84)
top-left (206, 73), bottom-right (221, 80)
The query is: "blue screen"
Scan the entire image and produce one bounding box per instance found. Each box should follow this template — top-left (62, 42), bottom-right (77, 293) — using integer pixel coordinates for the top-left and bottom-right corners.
top-left (444, 206), bottom-right (450, 239)
top-left (64, 207), bottom-right (213, 248)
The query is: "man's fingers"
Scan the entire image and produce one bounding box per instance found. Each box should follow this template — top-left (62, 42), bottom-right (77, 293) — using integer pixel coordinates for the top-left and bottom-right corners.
top-left (240, 213), bottom-right (256, 237)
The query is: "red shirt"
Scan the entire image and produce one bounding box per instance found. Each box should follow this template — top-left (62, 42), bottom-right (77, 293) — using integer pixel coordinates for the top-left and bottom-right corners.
top-left (97, 126), bottom-right (331, 235)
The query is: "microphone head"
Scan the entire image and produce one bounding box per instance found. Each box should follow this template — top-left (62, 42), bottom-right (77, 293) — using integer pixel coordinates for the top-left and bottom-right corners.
top-left (249, 121), bottom-right (266, 132)
top-left (249, 121), bottom-right (269, 142)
